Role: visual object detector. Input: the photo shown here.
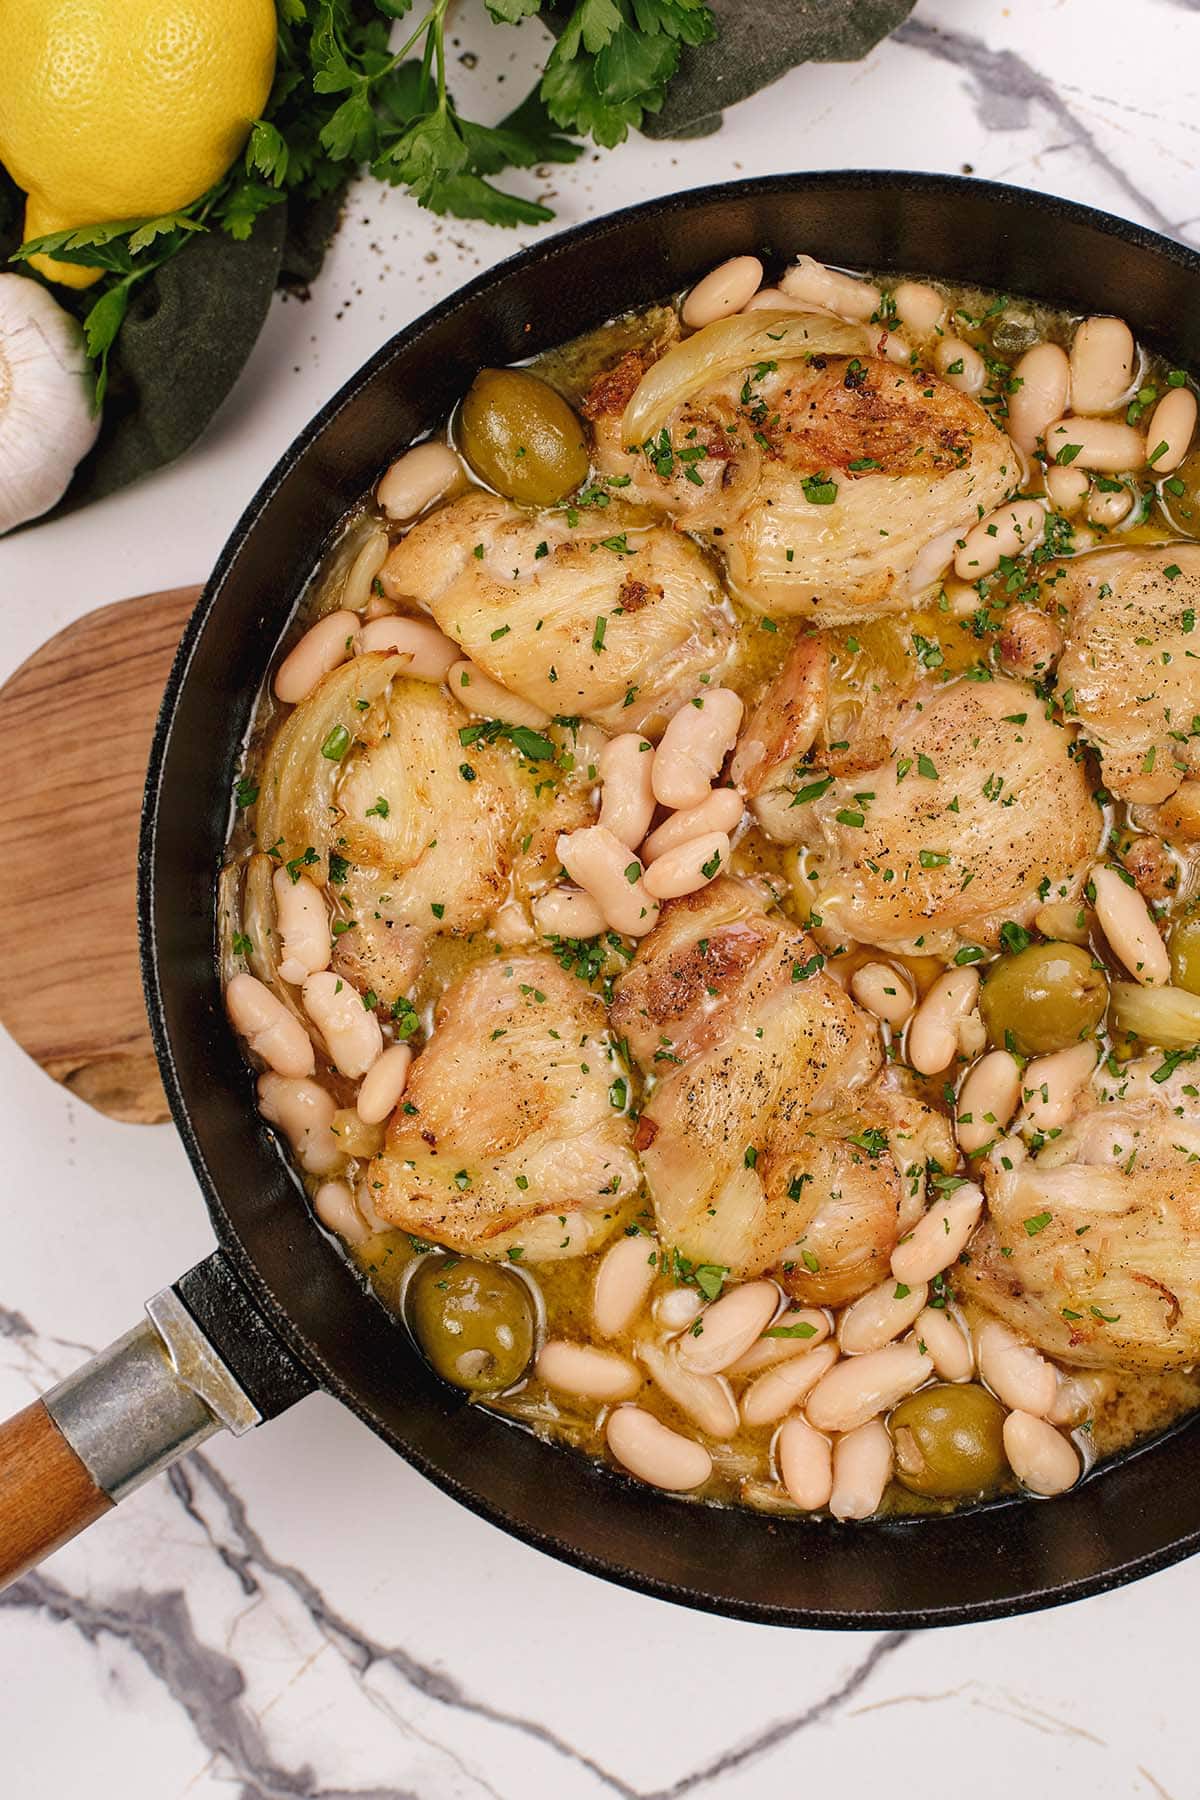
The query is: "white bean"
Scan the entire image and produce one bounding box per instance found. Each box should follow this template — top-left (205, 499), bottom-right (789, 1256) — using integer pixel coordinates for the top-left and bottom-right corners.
top-left (448, 659), bottom-right (549, 728)
top-left (1003, 1410), bottom-right (1081, 1495)
top-left (740, 1343), bottom-right (839, 1428)
top-left (682, 255), bottom-right (763, 328)
top-left (537, 1340), bottom-right (641, 1403)
top-left (776, 1416), bottom-right (834, 1511)
top-left (593, 1233), bottom-right (658, 1338)
top-left (606, 1405), bottom-right (712, 1491)
top-left (677, 1280), bottom-right (780, 1375)
top-left (907, 967), bottom-right (981, 1075)
top-left (642, 831), bottom-right (730, 901)
top-left (725, 1309), bottom-right (831, 1376)
top-left (257, 1072), bottom-right (341, 1175)
top-left (1020, 1041), bottom-right (1098, 1133)
top-left (356, 1043), bottom-right (413, 1125)
top-left (829, 1419), bottom-right (893, 1520)
top-left (877, 329), bottom-right (912, 366)
top-left (741, 286), bottom-right (793, 313)
top-left (653, 689), bottom-right (744, 809)
top-left (850, 961), bottom-right (914, 1028)
top-left (1069, 316), bottom-right (1135, 415)
top-left (654, 1287), bottom-right (704, 1331)
top-left (272, 870), bottom-right (331, 986)
top-left (226, 973), bottom-right (315, 1078)
top-left (1044, 464), bottom-right (1090, 514)
top-left (891, 1183), bottom-right (983, 1286)
top-left (356, 615), bottom-right (459, 682)
top-left (274, 610), bottom-right (359, 705)
top-left (637, 1340), bottom-right (738, 1438)
top-left (953, 499), bottom-right (1046, 581)
top-left (913, 1307), bottom-right (973, 1381)
top-left (557, 826), bottom-right (659, 937)
top-left (532, 886), bottom-right (607, 940)
top-left (641, 788), bottom-right (743, 862)
top-left (313, 1179), bottom-right (371, 1246)
top-left (976, 1319), bottom-right (1057, 1416)
top-left (340, 529), bottom-right (390, 614)
top-left (892, 280), bottom-right (944, 335)
top-left (779, 255), bottom-right (880, 323)
top-left (1044, 417), bottom-right (1145, 474)
top-left (1146, 386), bottom-right (1197, 474)
top-left (805, 1340), bottom-right (928, 1433)
top-left (956, 1050), bottom-right (1021, 1155)
top-left (377, 441), bottom-right (461, 521)
top-left (492, 898), bottom-right (534, 947)
top-left (903, 524), bottom-right (963, 599)
top-left (598, 734), bottom-right (657, 847)
top-left (935, 337), bottom-right (986, 396)
top-left (839, 1278), bottom-right (928, 1356)
top-left (1092, 863), bottom-right (1169, 986)
top-left (302, 971), bottom-right (383, 1079)
top-left (1007, 343), bottom-right (1071, 454)
top-left (1086, 483), bottom-right (1132, 528)
top-left (1047, 1370), bottom-right (1107, 1427)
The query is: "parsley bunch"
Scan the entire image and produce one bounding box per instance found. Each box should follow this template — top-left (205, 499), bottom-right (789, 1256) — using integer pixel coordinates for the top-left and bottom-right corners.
top-left (11, 0), bottom-right (713, 401)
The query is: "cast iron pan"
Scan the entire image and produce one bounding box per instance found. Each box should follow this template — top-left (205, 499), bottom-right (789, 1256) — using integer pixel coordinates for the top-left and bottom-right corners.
top-left (28, 174), bottom-right (1200, 1625)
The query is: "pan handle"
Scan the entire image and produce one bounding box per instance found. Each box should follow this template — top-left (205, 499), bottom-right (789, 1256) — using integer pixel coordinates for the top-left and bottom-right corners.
top-left (0, 1251), bottom-right (313, 1589)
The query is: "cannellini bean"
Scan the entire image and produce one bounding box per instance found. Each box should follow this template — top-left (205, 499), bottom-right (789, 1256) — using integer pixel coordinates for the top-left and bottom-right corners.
top-left (302, 971), bottom-right (383, 1079)
top-left (377, 440), bottom-right (461, 521)
top-left (1092, 863), bottom-right (1169, 985)
top-left (877, 329), bottom-right (912, 366)
top-left (363, 590), bottom-right (399, 621)
top-left (805, 1340), bottom-right (928, 1433)
top-left (653, 689), bottom-right (744, 809)
top-left (1003, 1410), bottom-right (1081, 1495)
top-left (829, 1419), bottom-right (893, 1521)
top-left (891, 1183), bottom-right (983, 1286)
top-left (1086, 483), bottom-right (1133, 528)
top-left (1044, 463), bottom-right (1090, 514)
top-left (677, 1280), bottom-right (780, 1375)
top-left (725, 1309), bottom-right (831, 1376)
top-left (742, 286), bottom-right (793, 313)
top-left (1047, 1370), bottom-right (1107, 1427)
top-left (1020, 1042), bottom-right (1098, 1133)
top-left (976, 1319), bottom-right (1057, 1416)
top-left (641, 787), bottom-right (743, 862)
top-left (340, 529), bottom-right (390, 614)
top-left (1069, 316), bottom-right (1135, 415)
top-left (850, 961), bottom-right (914, 1027)
top-left (953, 499), bottom-right (1046, 581)
top-left (448, 660), bottom-right (550, 728)
top-left (606, 1405), bottom-right (712, 1491)
top-left (532, 886), bottom-right (607, 940)
top-left (226, 973), bottom-right (315, 1078)
top-left (598, 734), bottom-right (657, 848)
top-left (593, 1233), bottom-right (658, 1338)
top-left (892, 280), bottom-right (944, 335)
top-left (356, 1043), bottom-right (413, 1124)
top-left (313, 1179), bottom-right (371, 1246)
top-left (907, 967), bottom-right (981, 1075)
top-left (682, 255), bottom-right (763, 328)
top-left (257, 1072), bottom-right (341, 1175)
top-left (537, 1340), bottom-right (641, 1403)
top-left (934, 337), bottom-right (985, 396)
top-left (1146, 386), bottom-right (1197, 473)
top-left (642, 830), bottom-right (730, 901)
top-left (273, 870), bottom-right (331, 985)
top-left (356, 615), bottom-right (459, 682)
top-left (839, 1278), bottom-right (928, 1356)
top-left (779, 255), bottom-right (880, 323)
top-left (1044, 417), bottom-right (1145, 473)
top-left (654, 1287), bottom-right (703, 1331)
top-left (1007, 343), bottom-right (1071, 454)
top-left (493, 898), bottom-right (534, 947)
top-left (637, 1340), bottom-right (738, 1437)
top-left (956, 1050), bottom-right (1022, 1155)
top-left (903, 524), bottom-right (963, 599)
top-left (913, 1307), bottom-right (973, 1381)
top-left (776, 1416), bottom-right (833, 1510)
top-left (740, 1343), bottom-right (839, 1428)
top-left (274, 610), bottom-right (359, 705)
top-left (556, 826), bottom-right (659, 937)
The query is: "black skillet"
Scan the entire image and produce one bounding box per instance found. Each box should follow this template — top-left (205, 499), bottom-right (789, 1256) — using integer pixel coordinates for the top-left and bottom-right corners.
top-left (2, 173), bottom-right (1198, 1625)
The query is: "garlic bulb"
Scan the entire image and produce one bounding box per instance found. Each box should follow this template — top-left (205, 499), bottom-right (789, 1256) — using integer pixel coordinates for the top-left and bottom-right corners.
top-left (0, 272), bottom-right (100, 535)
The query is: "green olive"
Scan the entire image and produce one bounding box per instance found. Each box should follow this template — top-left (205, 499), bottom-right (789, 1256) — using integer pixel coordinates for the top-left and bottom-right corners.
top-left (979, 941), bottom-right (1108, 1056)
top-left (889, 1383), bottom-right (1009, 1500)
top-left (1169, 911), bottom-right (1200, 995)
top-left (407, 1255), bottom-right (536, 1394)
top-left (459, 367), bottom-right (589, 506)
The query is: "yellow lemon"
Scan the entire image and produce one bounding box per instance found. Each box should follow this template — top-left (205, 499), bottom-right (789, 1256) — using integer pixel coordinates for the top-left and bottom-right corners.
top-left (0, 0), bottom-right (277, 287)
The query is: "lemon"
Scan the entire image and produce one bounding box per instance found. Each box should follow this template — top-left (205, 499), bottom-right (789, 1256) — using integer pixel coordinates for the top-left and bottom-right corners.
top-left (0, 0), bottom-right (277, 288)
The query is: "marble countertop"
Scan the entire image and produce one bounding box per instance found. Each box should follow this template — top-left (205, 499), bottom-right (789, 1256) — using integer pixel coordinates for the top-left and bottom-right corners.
top-left (3, 0), bottom-right (1199, 1792)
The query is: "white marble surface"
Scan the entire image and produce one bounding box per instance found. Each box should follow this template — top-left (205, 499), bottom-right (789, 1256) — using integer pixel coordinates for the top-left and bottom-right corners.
top-left (2, 0), bottom-right (1199, 1793)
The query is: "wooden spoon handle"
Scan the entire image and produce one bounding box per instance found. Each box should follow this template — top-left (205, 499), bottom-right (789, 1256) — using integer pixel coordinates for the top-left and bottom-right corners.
top-left (0, 1400), bottom-right (112, 1588)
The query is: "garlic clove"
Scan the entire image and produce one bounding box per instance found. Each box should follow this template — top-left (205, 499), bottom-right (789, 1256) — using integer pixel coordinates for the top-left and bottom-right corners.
top-left (0, 272), bottom-right (101, 535)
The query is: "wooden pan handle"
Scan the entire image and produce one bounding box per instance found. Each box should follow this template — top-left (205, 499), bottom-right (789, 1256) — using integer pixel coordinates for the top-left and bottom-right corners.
top-left (0, 1401), bottom-right (113, 1587)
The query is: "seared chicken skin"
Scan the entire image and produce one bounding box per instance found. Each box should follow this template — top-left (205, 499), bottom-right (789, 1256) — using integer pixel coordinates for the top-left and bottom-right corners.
top-left (370, 955), bottom-right (638, 1259)
top-left (379, 489), bottom-right (732, 735)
